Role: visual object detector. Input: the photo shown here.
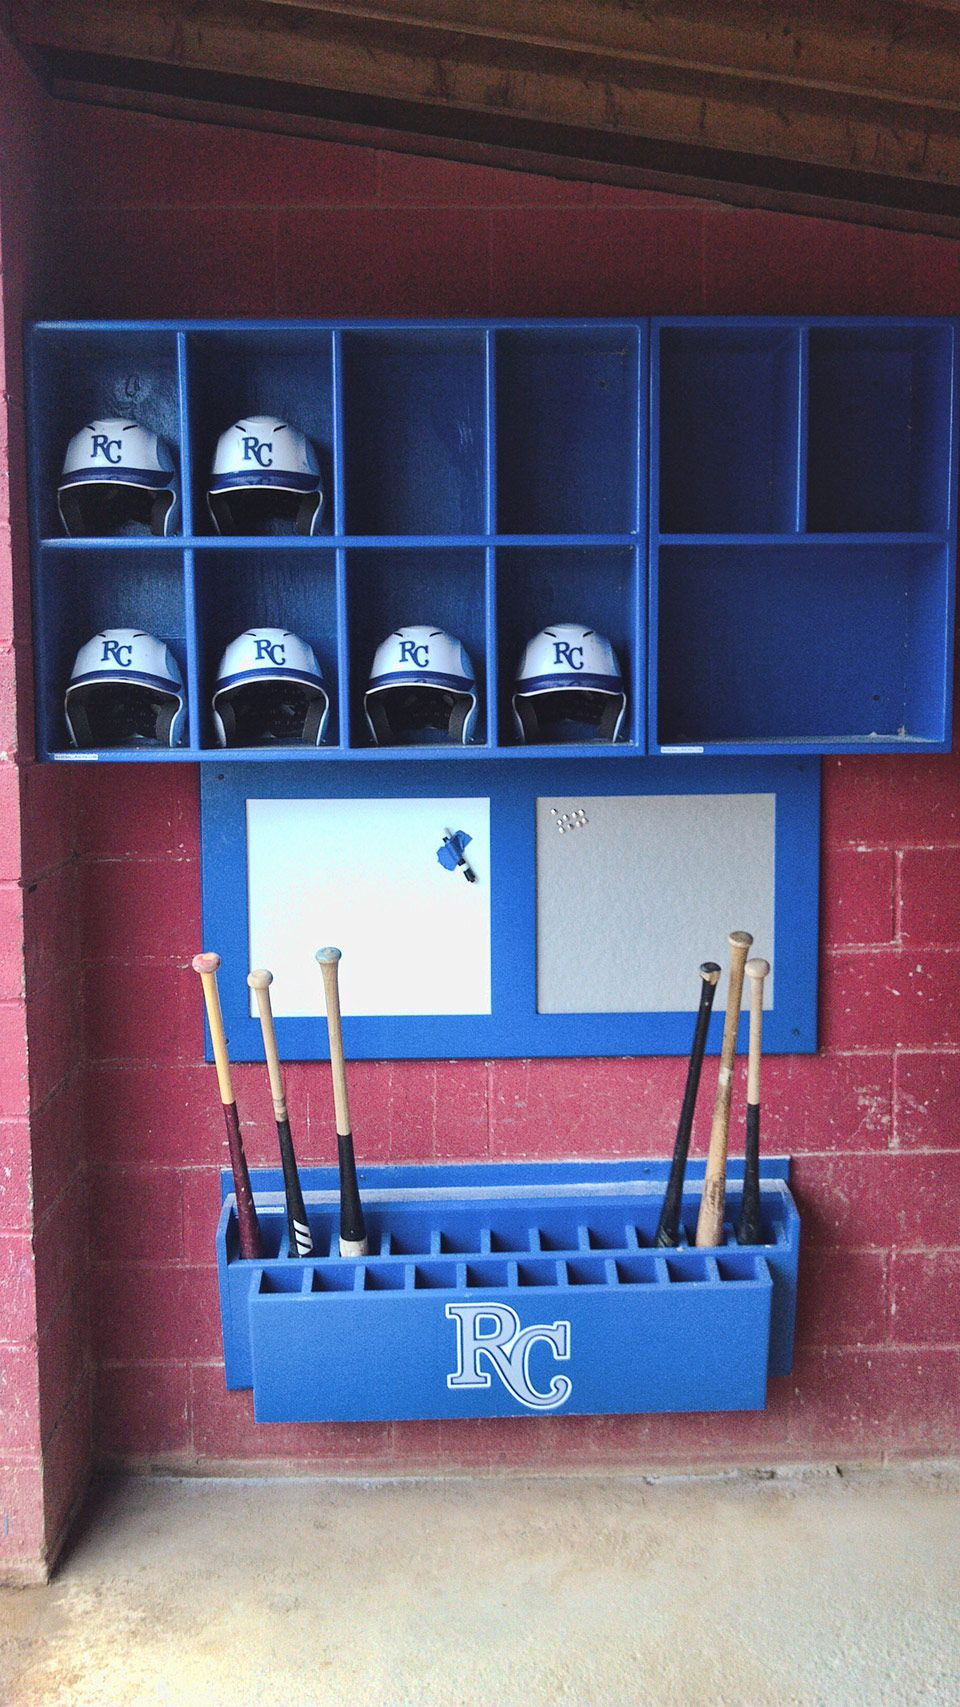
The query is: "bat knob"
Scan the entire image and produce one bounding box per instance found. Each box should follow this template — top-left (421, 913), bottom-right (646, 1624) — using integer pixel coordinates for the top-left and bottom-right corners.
top-left (699, 962), bottom-right (721, 983)
top-left (315, 946), bottom-right (342, 965)
top-left (728, 930), bottom-right (754, 951)
top-left (192, 951), bottom-right (221, 974)
top-left (247, 968), bottom-right (273, 990)
top-left (746, 958), bottom-right (771, 981)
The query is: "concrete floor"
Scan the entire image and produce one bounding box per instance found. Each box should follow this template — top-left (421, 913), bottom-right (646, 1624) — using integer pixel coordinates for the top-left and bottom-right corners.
top-left (0, 1465), bottom-right (958, 1706)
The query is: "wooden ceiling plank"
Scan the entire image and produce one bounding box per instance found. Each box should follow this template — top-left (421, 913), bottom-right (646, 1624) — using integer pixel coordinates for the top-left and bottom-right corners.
top-left (15, 2), bottom-right (960, 190)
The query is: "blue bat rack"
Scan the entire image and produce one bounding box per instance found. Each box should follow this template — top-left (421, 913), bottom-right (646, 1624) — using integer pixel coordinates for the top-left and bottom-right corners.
top-left (216, 1158), bottom-right (800, 1423)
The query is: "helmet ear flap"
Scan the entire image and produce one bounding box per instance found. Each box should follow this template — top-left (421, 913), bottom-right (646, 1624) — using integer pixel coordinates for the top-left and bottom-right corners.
top-left (295, 493), bottom-right (322, 537)
top-left (365, 695), bottom-right (394, 746)
top-left (448, 694), bottom-right (474, 743)
top-left (151, 490), bottom-right (176, 537)
top-left (213, 693), bottom-right (236, 746)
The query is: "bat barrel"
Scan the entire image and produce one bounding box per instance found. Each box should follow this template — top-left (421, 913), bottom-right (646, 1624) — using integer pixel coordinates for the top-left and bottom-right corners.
top-left (695, 930), bottom-right (753, 1248)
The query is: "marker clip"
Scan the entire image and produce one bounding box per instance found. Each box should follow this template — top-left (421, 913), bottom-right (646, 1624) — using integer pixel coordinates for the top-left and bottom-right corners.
top-left (437, 828), bottom-right (476, 883)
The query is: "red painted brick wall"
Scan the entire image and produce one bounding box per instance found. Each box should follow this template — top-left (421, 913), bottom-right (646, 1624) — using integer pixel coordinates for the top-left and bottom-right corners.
top-left (6, 85), bottom-right (960, 1486)
top-left (0, 37), bottom-right (92, 1578)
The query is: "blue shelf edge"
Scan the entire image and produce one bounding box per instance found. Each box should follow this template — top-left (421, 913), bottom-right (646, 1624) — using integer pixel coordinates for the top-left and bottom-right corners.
top-left (216, 1157), bottom-right (800, 1423)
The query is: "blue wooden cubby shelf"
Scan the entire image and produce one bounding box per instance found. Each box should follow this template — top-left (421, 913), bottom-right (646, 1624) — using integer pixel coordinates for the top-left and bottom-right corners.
top-left (216, 1158), bottom-right (800, 1422)
top-left (25, 316), bottom-right (958, 761)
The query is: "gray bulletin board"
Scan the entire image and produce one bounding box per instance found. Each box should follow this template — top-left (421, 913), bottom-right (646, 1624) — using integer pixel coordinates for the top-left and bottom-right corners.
top-left (536, 793), bottom-right (775, 1014)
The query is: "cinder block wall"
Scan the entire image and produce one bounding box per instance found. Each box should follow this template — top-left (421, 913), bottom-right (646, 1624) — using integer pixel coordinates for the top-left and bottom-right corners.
top-left (2, 60), bottom-right (960, 1569)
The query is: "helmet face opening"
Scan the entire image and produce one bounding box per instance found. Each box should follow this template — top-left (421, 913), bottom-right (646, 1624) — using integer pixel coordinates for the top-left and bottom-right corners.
top-left (514, 688), bottom-right (625, 744)
top-left (366, 685), bottom-right (473, 746)
top-left (215, 679), bottom-right (328, 746)
top-left (207, 486), bottom-right (321, 538)
top-left (60, 481), bottom-right (174, 538)
top-left (67, 682), bottom-right (180, 748)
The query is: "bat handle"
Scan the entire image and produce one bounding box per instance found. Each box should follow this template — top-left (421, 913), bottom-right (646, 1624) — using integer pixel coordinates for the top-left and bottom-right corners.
top-left (193, 952), bottom-right (262, 1260)
top-left (654, 963), bottom-right (720, 1248)
top-left (695, 929), bottom-right (753, 1248)
top-left (737, 958), bottom-right (770, 1246)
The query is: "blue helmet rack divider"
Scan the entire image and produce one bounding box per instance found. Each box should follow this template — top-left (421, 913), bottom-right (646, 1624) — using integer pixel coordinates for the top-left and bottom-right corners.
top-left (25, 316), bottom-right (958, 762)
top-left (216, 1158), bottom-right (800, 1422)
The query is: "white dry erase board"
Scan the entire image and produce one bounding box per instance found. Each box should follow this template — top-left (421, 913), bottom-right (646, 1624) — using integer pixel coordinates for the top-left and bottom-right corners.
top-left (246, 797), bottom-right (491, 1018)
top-left (200, 757), bottom-right (819, 1060)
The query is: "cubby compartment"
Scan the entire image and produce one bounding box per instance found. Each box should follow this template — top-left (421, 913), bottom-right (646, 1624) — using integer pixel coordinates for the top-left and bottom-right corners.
top-left (217, 1158), bottom-right (800, 1420)
top-left (495, 546), bottom-right (640, 746)
top-left (28, 327), bottom-right (182, 540)
top-left (656, 323), bottom-right (801, 533)
top-left (345, 547), bottom-right (488, 746)
top-left (654, 541), bottom-right (952, 750)
top-left (194, 548), bottom-right (341, 749)
top-left (185, 329), bottom-right (335, 537)
top-left (806, 323), bottom-right (955, 532)
top-left (341, 330), bottom-right (486, 535)
top-left (495, 326), bottom-right (642, 534)
top-left (26, 318), bottom-right (958, 763)
top-left (35, 546), bottom-right (188, 756)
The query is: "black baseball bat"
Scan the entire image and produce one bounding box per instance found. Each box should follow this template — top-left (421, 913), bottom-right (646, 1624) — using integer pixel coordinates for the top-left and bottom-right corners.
top-left (654, 963), bottom-right (721, 1247)
top-left (316, 947), bottom-right (368, 1256)
top-left (248, 968), bottom-right (313, 1258)
top-left (736, 957), bottom-right (770, 1245)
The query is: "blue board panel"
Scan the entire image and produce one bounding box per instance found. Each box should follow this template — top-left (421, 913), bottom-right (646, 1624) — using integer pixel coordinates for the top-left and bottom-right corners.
top-left (216, 1157), bottom-right (800, 1420)
top-left (200, 755), bottom-right (819, 1059)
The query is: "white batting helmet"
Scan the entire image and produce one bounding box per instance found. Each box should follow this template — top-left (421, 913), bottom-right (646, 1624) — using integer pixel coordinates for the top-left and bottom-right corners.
top-left (208, 417), bottom-right (324, 536)
top-left (212, 628), bottom-right (330, 746)
top-left (65, 629), bottom-right (186, 748)
top-left (58, 419), bottom-right (179, 536)
top-left (364, 626), bottom-right (478, 745)
top-left (513, 624), bottom-right (626, 742)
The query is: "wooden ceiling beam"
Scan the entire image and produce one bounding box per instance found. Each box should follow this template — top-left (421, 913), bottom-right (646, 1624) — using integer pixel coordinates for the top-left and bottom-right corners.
top-left (10, 1), bottom-right (960, 234)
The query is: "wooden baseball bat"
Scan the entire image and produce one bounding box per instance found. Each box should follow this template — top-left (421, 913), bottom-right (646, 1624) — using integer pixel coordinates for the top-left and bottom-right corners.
top-left (248, 969), bottom-right (313, 1259)
top-left (315, 947), bottom-right (368, 1257)
top-left (654, 962), bottom-right (721, 1248)
top-left (736, 957), bottom-right (770, 1246)
top-left (695, 929), bottom-right (753, 1248)
top-left (192, 952), bottom-right (262, 1261)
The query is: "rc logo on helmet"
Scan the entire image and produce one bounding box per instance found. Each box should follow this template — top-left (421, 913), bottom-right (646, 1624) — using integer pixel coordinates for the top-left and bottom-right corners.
top-left (208, 418), bottom-right (324, 536)
top-left (59, 419), bottom-right (179, 537)
top-left (65, 629), bottom-right (186, 749)
top-left (364, 627), bottom-right (478, 746)
top-left (213, 629), bottom-right (329, 747)
top-left (513, 624), bottom-right (626, 743)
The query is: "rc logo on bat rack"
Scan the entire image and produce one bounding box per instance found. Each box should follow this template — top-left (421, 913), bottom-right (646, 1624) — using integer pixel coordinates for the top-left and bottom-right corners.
top-left (445, 1302), bottom-right (572, 1411)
